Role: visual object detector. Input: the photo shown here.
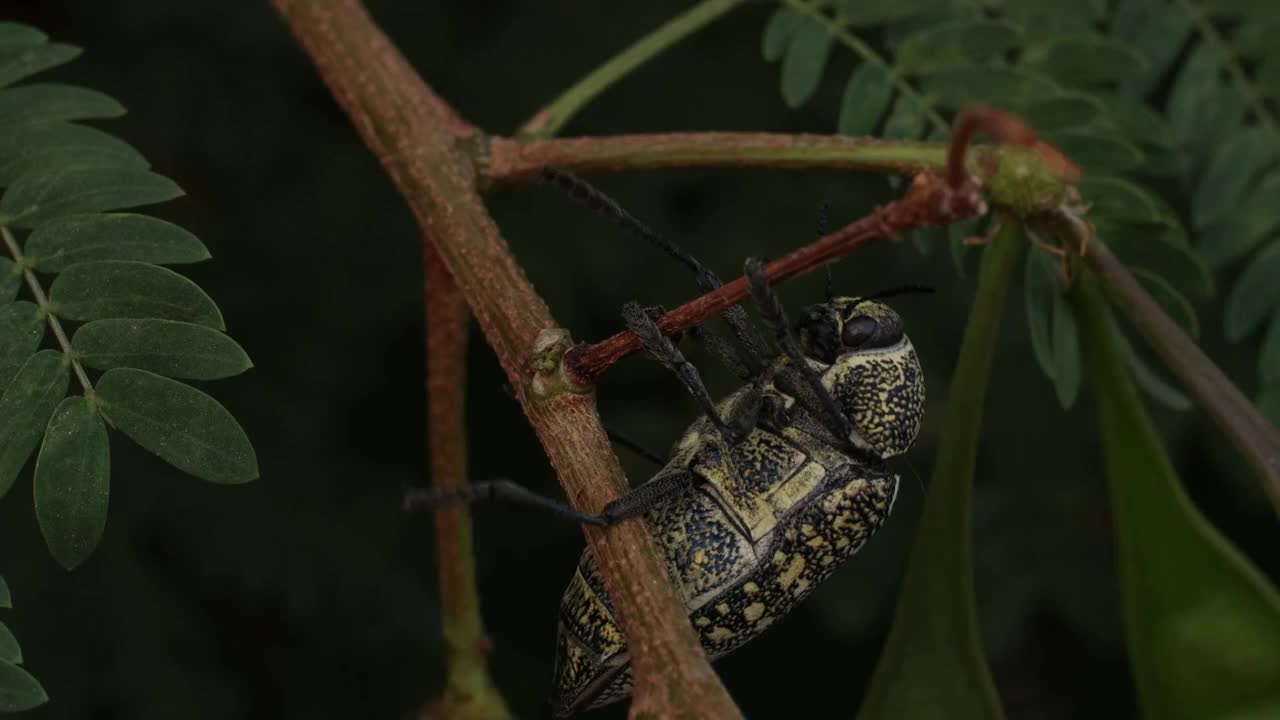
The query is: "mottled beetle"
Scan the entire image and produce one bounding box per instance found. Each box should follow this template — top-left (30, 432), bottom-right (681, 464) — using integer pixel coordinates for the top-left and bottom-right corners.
top-left (409, 170), bottom-right (926, 716)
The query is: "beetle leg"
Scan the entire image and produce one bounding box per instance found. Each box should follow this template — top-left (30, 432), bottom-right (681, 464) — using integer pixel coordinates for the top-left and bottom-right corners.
top-left (605, 426), bottom-right (666, 467)
top-left (598, 470), bottom-right (699, 522)
top-left (744, 257), bottom-right (855, 444)
top-left (404, 480), bottom-right (609, 526)
top-left (623, 301), bottom-right (748, 445)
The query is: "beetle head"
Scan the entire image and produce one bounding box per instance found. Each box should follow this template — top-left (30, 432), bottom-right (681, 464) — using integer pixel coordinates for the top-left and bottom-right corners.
top-left (795, 297), bottom-right (924, 458)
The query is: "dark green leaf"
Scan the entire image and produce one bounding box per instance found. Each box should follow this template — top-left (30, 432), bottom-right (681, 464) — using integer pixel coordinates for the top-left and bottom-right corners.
top-left (1025, 249), bottom-right (1058, 380)
top-left (0, 576), bottom-right (8, 608)
top-left (0, 622), bottom-right (18, 664)
top-left (1080, 177), bottom-right (1165, 222)
top-left (0, 301), bottom-right (45, 395)
top-left (1043, 130), bottom-right (1144, 174)
top-left (35, 396), bottom-right (109, 570)
top-left (25, 213), bottom-right (210, 272)
top-left (1225, 241), bottom-right (1280, 341)
top-left (0, 122), bottom-right (148, 185)
top-left (1112, 4), bottom-right (1190, 96)
top-left (836, 0), bottom-right (945, 27)
top-left (895, 21), bottom-right (1019, 74)
top-left (0, 256), bottom-right (19, 303)
top-left (1262, 384), bottom-right (1280, 426)
top-left (1052, 294), bottom-right (1081, 408)
top-left (1097, 220), bottom-right (1213, 298)
top-left (1077, 282), bottom-right (1280, 720)
top-left (0, 22), bottom-right (47, 48)
top-left (1, 167), bottom-right (181, 228)
top-left (49, 260), bottom-right (223, 328)
top-left (1168, 45), bottom-right (1245, 171)
top-left (0, 84), bottom-right (125, 126)
top-left (1019, 93), bottom-right (1106, 132)
top-left (1094, 92), bottom-right (1175, 148)
top-left (73, 318), bottom-right (252, 380)
top-left (918, 65), bottom-right (1060, 109)
top-left (1112, 318), bottom-right (1192, 412)
top-left (1197, 171), bottom-right (1280, 267)
top-left (882, 94), bottom-right (926, 140)
top-left (838, 63), bottom-right (892, 136)
top-left (0, 43), bottom-right (80, 89)
top-left (0, 350), bottom-right (69, 500)
top-left (1193, 128), bottom-right (1280, 231)
top-left (1032, 37), bottom-right (1149, 87)
top-left (762, 8), bottom-right (802, 62)
top-left (96, 368), bottom-right (257, 484)
top-left (780, 15), bottom-right (834, 108)
top-left (1133, 268), bottom-right (1199, 338)
top-left (1263, 312), bottom-right (1280, 384)
top-left (0, 659), bottom-right (46, 712)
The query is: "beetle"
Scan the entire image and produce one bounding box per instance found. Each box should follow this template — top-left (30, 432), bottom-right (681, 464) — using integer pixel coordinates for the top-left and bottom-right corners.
top-left (408, 169), bottom-right (926, 716)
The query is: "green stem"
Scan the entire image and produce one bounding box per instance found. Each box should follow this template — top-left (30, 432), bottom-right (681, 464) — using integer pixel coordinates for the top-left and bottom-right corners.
top-left (857, 221), bottom-right (1020, 720)
top-left (781, 0), bottom-right (949, 135)
top-left (516, 0), bottom-right (747, 138)
top-left (1178, 0), bottom-right (1280, 138)
top-left (0, 224), bottom-right (92, 393)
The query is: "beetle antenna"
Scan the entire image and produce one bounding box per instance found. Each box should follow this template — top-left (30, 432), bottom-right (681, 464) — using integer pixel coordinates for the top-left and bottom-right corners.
top-left (854, 284), bottom-right (935, 305)
top-left (816, 196), bottom-right (835, 301)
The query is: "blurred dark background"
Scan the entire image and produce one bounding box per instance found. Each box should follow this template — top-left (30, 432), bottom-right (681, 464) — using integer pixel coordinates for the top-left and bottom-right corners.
top-left (1, 2), bottom-right (1275, 719)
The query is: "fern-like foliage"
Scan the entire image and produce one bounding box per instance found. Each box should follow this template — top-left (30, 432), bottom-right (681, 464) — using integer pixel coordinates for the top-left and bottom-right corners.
top-left (757, 0), bottom-right (1280, 414)
top-left (0, 21), bottom-right (257, 710)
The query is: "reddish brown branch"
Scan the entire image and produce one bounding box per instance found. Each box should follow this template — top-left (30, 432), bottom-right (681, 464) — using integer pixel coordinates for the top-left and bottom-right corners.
top-left (563, 172), bottom-right (988, 386)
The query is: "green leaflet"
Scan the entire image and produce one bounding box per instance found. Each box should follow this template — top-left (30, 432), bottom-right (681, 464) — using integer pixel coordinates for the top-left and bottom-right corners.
top-left (1191, 128), bottom-right (1279, 232)
top-left (1041, 130), bottom-right (1145, 174)
top-left (1197, 171), bottom-right (1280, 268)
top-left (1019, 93), bottom-right (1106, 132)
top-left (917, 65), bottom-right (1060, 110)
top-left (1079, 176), bottom-right (1166, 223)
top-left (894, 20), bottom-right (1019, 74)
top-left (0, 622), bottom-right (17, 664)
top-left (48, 260), bottom-right (224, 329)
top-left (1263, 312), bottom-right (1280, 385)
top-left (34, 396), bottom-right (110, 570)
top-left (1132, 269), bottom-right (1199, 339)
top-left (24, 213), bottom-right (210, 272)
top-left (837, 62), bottom-right (892, 136)
top-left (0, 301), bottom-right (45, 395)
top-left (882, 94), bottom-right (926, 140)
top-left (0, 43), bottom-right (80, 89)
top-left (0, 350), bottom-right (68, 500)
top-left (836, 0), bottom-right (945, 27)
top-left (0, 121), bottom-right (148, 185)
top-left (780, 13), bottom-right (834, 108)
top-left (1031, 36), bottom-right (1149, 87)
top-left (1076, 279), bottom-right (1280, 720)
top-left (1095, 220), bottom-right (1213, 299)
top-left (0, 83), bottom-right (125, 126)
top-left (96, 368), bottom-right (258, 484)
top-left (1025, 249), bottom-right (1058, 380)
top-left (1051, 291), bottom-right (1081, 408)
top-left (1093, 92), bottom-right (1176, 150)
top-left (72, 318), bottom-right (252, 380)
top-left (1225, 241), bottom-right (1280, 342)
top-left (1167, 44), bottom-right (1246, 171)
top-left (0, 576), bottom-right (8, 608)
top-left (0, 22), bottom-right (47, 48)
top-left (0, 167), bottom-right (182, 228)
top-left (0, 659), bottom-right (46, 712)
top-left (1110, 0), bottom-right (1191, 97)
top-left (762, 7), bottom-right (801, 62)
top-left (857, 222), bottom-right (1019, 720)
top-left (0, 256), bottom-right (19, 303)
top-left (1113, 317), bottom-right (1192, 412)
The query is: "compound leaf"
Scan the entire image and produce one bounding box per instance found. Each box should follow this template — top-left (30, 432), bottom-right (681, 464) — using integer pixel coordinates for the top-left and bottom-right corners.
top-left (0, 83), bottom-right (125, 126)
top-left (25, 213), bottom-right (209, 272)
top-left (838, 62), bottom-right (892, 136)
top-left (34, 396), bottom-right (110, 570)
top-left (48, 260), bottom-right (223, 329)
top-left (96, 368), bottom-right (257, 484)
top-left (1, 167), bottom-right (182, 228)
top-left (0, 350), bottom-right (69, 500)
top-left (73, 318), bottom-right (252, 380)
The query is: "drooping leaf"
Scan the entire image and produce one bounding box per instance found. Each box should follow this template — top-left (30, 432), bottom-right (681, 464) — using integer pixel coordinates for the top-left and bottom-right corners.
top-left (882, 94), bottom-right (927, 140)
top-left (0, 350), bottom-right (69, 500)
top-left (1132, 268), bottom-right (1199, 339)
top-left (0, 576), bottom-right (8, 608)
top-left (0, 121), bottom-right (148, 185)
top-left (34, 396), bottom-right (110, 570)
top-left (1, 167), bottom-right (182, 228)
top-left (1077, 280), bottom-right (1280, 720)
top-left (895, 20), bottom-right (1019, 74)
top-left (1097, 220), bottom-right (1214, 299)
top-left (0, 256), bottom-right (19, 303)
top-left (918, 65), bottom-right (1060, 109)
top-left (1043, 130), bottom-right (1145, 174)
top-left (1197, 171), bottom-right (1280, 267)
top-left (0, 83), bottom-right (125, 126)
top-left (0, 622), bottom-right (18, 664)
top-left (48, 260), bottom-right (224, 329)
top-left (0, 43), bottom-right (80, 89)
top-left (0, 22), bottom-right (47, 48)
top-left (1192, 128), bottom-right (1280, 231)
top-left (762, 7), bottom-right (802, 62)
top-left (1032, 36), bottom-right (1149, 87)
top-left (1052, 293), bottom-right (1081, 408)
top-left (0, 301), bottom-right (45, 395)
top-left (856, 222), bottom-right (1020, 720)
top-left (73, 318), bottom-right (252, 380)
top-left (780, 14), bottom-right (834, 108)
top-left (838, 62), bottom-right (893, 136)
top-left (0, 659), bottom-right (47, 712)
top-left (95, 368), bottom-right (257, 484)
top-left (1112, 317), bottom-right (1192, 412)
top-left (1225, 241), bottom-right (1280, 342)
top-left (1025, 249), bottom-right (1058, 380)
top-left (24, 213), bottom-right (209, 272)
top-left (1018, 93), bottom-right (1106, 132)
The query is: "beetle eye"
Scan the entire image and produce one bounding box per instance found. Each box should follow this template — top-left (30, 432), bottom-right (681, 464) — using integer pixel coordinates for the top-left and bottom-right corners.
top-left (841, 316), bottom-right (878, 348)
